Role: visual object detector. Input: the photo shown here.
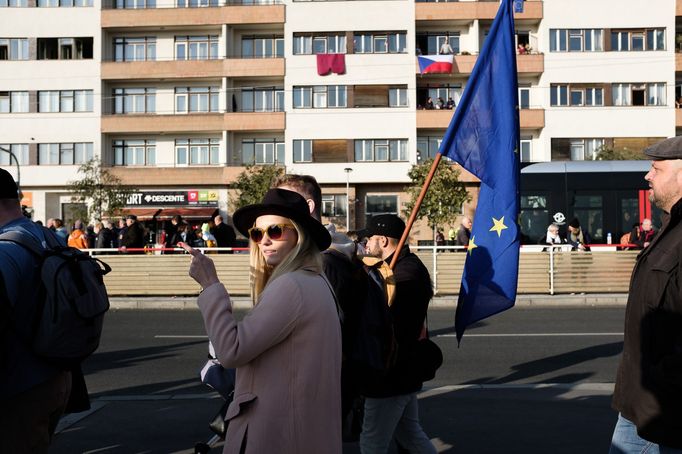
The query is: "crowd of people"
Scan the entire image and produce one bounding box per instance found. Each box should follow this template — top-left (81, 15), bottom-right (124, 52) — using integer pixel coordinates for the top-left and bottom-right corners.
top-left (419, 96), bottom-right (456, 110)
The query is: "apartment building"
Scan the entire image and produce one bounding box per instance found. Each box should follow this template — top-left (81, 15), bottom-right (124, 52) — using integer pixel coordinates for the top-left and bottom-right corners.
top-left (0, 0), bottom-right (678, 243)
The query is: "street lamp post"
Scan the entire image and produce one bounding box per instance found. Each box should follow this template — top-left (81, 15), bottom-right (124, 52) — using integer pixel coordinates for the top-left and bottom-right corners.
top-left (0, 145), bottom-right (20, 191)
top-left (344, 167), bottom-right (353, 231)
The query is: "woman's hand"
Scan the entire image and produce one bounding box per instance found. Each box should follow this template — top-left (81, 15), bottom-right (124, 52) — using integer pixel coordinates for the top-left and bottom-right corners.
top-left (178, 242), bottom-right (220, 290)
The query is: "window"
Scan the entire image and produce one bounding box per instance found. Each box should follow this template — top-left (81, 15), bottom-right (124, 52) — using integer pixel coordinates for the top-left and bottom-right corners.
top-left (114, 0), bottom-right (156, 8)
top-left (114, 88), bottom-right (156, 114)
top-left (241, 139), bottom-right (284, 165)
top-left (175, 87), bottom-right (220, 113)
top-left (39, 90), bottom-right (93, 112)
top-left (293, 34), bottom-right (346, 55)
top-left (113, 139), bottom-right (156, 166)
top-left (612, 29), bottom-right (665, 52)
top-left (570, 89), bottom-right (584, 106)
top-left (240, 87), bottom-right (284, 112)
top-left (550, 85), bottom-right (568, 106)
top-left (569, 138), bottom-right (604, 161)
top-left (365, 195), bottom-right (398, 221)
top-left (520, 137), bottom-right (532, 162)
top-left (241, 36), bottom-right (284, 58)
top-left (176, 0), bottom-right (219, 6)
top-left (519, 194), bottom-right (549, 242)
top-left (612, 83), bottom-right (665, 106)
top-left (389, 87), bottom-right (408, 107)
top-left (354, 32), bottom-right (407, 54)
top-left (38, 0), bottom-right (94, 5)
top-left (550, 29), bottom-right (602, 52)
top-left (519, 86), bottom-right (530, 109)
top-left (420, 85), bottom-right (461, 109)
top-left (0, 38), bottom-right (29, 60)
top-left (354, 139), bottom-right (407, 162)
top-left (292, 86), bottom-right (346, 109)
top-left (1, 0), bottom-right (29, 6)
top-left (417, 136), bottom-right (442, 163)
top-left (38, 143), bottom-right (93, 165)
top-left (585, 87), bottom-right (603, 106)
top-left (38, 37), bottom-right (93, 60)
top-left (114, 37), bottom-right (156, 62)
top-left (0, 91), bottom-right (29, 113)
top-left (175, 138), bottom-right (219, 165)
top-left (175, 35), bottom-right (219, 60)
top-left (0, 144), bottom-right (28, 165)
top-left (321, 195), bottom-right (347, 217)
top-left (293, 140), bottom-right (312, 162)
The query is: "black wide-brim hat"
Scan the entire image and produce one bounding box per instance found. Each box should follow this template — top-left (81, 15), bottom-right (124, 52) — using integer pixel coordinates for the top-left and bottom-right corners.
top-left (233, 188), bottom-right (331, 251)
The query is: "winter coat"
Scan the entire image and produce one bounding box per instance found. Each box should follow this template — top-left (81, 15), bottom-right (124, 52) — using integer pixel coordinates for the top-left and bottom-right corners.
top-left (612, 198), bottom-right (682, 448)
top-left (197, 269), bottom-right (342, 454)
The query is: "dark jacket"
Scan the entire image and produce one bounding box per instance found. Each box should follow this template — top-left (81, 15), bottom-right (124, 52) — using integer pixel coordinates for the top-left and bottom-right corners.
top-left (633, 228), bottom-right (657, 249)
top-left (612, 198), bottom-right (682, 447)
top-left (455, 226), bottom-right (470, 247)
top-left (567, 228), bottom-right (592, 251)
top-left (363, 246), bottom-right (433, 398)
top-left (212, 222), bottom-right (236, 251)
top-left (95, 228), bottom-right (114, 250)
top-left (121, 222), bottom-right (145, 249)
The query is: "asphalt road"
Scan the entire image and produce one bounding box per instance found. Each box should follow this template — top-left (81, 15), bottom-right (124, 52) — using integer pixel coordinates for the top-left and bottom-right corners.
top-left (51, 306), bottom-right (626, 453)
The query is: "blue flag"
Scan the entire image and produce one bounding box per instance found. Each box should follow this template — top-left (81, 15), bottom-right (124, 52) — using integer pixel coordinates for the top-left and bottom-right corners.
top-left (438, 0), bottom-right (520, 342)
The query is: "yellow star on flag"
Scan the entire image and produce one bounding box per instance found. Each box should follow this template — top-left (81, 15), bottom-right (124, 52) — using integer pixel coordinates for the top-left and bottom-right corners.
top-left (467, 235), bottom-right (477, 255)
top-left (489, 216), bottom-right (508, 237)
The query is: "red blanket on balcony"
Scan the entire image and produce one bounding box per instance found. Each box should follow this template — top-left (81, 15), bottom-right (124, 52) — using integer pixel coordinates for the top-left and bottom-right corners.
top-left (316, 53), bottom-right (346, 75)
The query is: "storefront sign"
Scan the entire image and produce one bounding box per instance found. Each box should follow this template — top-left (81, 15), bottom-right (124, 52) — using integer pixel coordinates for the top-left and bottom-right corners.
top-left (126, 190), bottom-right (218, 207)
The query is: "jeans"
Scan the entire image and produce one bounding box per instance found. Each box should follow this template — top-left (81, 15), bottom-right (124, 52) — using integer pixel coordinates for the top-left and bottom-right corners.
top-left (609, 414), bottom-right (682, 454)
top-left (360, 393), bottom-right (436, 454)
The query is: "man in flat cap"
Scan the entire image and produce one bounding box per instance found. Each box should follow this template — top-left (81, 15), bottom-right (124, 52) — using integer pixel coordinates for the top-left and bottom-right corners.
top-left (357, 214), bottom-right (436, 454)
top-left (0, 168), bottom-right (72, 452)
top-left (609, 136), bottom-right (682, 452)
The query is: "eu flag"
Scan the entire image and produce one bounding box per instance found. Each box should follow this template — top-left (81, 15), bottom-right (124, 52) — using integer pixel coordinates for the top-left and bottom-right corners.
top-left (438, 0), bottom-right (520, 342)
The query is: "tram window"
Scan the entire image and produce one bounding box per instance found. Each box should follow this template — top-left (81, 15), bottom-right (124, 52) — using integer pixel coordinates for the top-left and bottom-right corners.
top-left (520, 194), bottom-right (548, 243)
top-left (574, 194), bottom-right (603, 241)
top-left (620, 197), bottom-right (639, 237)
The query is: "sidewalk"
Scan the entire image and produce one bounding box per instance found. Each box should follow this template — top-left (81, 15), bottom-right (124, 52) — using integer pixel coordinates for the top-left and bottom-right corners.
top-left (109, 293), bottom-right (629, 310)
top-left (52, 384), bottom-right (617, 454)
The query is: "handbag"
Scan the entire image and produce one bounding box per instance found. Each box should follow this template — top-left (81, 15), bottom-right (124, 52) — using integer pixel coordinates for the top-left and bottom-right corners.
top-left (200, 358), bottom-right (236, 438)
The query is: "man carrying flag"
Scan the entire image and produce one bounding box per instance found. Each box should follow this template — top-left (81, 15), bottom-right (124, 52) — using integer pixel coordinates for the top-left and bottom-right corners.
top-left (438, 0), bottom-right (521, 342)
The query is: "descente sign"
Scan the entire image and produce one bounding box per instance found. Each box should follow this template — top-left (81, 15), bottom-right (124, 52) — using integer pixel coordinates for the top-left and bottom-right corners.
top-left (126, 190), bottom-right (218, 206)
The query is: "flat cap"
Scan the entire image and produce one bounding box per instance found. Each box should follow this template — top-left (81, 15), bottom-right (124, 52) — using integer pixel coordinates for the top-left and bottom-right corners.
top-left (644, 136), bottom-right (682, 160)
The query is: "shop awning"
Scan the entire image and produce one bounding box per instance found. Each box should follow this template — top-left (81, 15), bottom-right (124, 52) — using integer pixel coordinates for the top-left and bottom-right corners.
top-left (121, 208), bottom-right (162, 221)
top-left (156, 207), bottom-right (219, 221)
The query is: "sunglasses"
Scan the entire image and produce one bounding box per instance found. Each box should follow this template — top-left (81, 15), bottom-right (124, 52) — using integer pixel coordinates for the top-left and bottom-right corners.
top-left (248, 223), bottom-right (295, 243)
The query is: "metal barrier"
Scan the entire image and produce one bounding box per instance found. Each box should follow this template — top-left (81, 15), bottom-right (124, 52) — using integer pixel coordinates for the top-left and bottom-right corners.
top-left (93, 245), bottom-right (638, 297)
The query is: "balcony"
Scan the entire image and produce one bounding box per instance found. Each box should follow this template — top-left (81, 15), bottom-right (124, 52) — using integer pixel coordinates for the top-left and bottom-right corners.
top-left (416, 108), bottom-right (544, 129)
top-left (415, 53), bottom-right (543, 76)
top-left (416, 1), bottom-right (543, 22)
top-left (101, 5), bottom-right (285, 29)
top-left (676, 109), bottom-right (682, 128)
top-left (101, 112), bottom-right (285, 134)
top-left (677, 0), bottom-right (682, 16)
top-left (108, 166), bottom-right (245, 186)
top-left (101, 58), bottom-right (285, 80)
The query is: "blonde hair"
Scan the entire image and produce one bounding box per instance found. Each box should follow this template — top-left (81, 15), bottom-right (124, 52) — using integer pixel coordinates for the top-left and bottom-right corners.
top-left (249, 217), bottom-right (322, 303)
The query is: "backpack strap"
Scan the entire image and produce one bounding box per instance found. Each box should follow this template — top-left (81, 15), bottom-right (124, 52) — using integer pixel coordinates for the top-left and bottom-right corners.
top-left (318, 271), bottom-right (344, 323)
top-left (0, 229), bottom-right (46, 258)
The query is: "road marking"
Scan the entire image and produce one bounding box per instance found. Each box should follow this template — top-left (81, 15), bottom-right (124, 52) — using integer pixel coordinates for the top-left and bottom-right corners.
top-left (155, 335), bottom-right (208, 339)
top-left (437, 332), bottom-right (623, 338)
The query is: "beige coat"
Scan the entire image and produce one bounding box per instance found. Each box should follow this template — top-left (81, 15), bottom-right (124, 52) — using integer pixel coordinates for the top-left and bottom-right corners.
top-left (197, 269), bottom-right (342, 454)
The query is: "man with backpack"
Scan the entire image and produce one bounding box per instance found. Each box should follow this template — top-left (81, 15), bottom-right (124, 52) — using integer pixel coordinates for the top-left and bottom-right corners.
top-left (358, 214), bottom-right (436, 454)
top-left (0, 168), bottom-right (72, 453)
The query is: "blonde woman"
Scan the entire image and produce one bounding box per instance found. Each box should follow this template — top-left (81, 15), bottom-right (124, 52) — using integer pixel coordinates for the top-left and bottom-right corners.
top-left (180, 188), bottom-right (341, 454)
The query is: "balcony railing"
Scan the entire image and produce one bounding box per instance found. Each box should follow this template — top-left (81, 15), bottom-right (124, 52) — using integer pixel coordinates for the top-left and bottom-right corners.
top-left (102, 0), bottom-right (282, 8)
top-left (101, 58), bottom-right (285, 80)
top-left (101, 112), bottom-right (285, 133)
top-left (416, 0), bottom-right (543, 21)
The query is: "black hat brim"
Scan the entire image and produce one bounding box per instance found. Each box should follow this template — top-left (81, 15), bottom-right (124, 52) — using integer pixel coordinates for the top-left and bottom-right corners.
top-left (233, 203), bottom-right (331, 251)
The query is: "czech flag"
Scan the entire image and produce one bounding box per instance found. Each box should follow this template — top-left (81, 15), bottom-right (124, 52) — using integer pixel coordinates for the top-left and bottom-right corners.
top-left (418, 55), bottom-right (453, 74)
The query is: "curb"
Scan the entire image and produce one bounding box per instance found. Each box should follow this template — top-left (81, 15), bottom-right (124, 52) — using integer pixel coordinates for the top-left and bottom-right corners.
top-left (109, 294), bottom-right (628, 310)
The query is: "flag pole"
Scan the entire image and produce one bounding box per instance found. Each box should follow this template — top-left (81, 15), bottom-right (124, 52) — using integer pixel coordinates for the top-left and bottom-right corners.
top-left (389, 153), bottom-right (442, 270)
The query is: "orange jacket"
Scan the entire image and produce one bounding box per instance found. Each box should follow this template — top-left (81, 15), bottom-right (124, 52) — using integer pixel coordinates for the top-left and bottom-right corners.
top-left (67, 229), bottom-right (88, 249)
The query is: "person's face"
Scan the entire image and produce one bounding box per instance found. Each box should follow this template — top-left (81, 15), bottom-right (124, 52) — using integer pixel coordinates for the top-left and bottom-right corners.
top-left (568, 225), bottom-right (578, 234)
top-left (642, 219), bottom-right (652, 231)
top-left (645, 160), bottom-right (682, 213)
top-left (364, 235), bottom-right (385, 259)
top-left (214, 216), bottom-right (221, 225)
top-left (253, 215), bottom-right (298, 268)
top-left (118, 219), bottom-right (125, 228)
top-left (548, 227), bottom-right (559, 237)
top-left (463, 218), bottom-right (472, 229)
top-left (126, 218), bottom-right (133, 226)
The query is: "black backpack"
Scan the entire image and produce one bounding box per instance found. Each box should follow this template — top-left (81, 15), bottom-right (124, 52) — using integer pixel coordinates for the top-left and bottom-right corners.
top-left (0, 226), bottom-right (111, 368)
